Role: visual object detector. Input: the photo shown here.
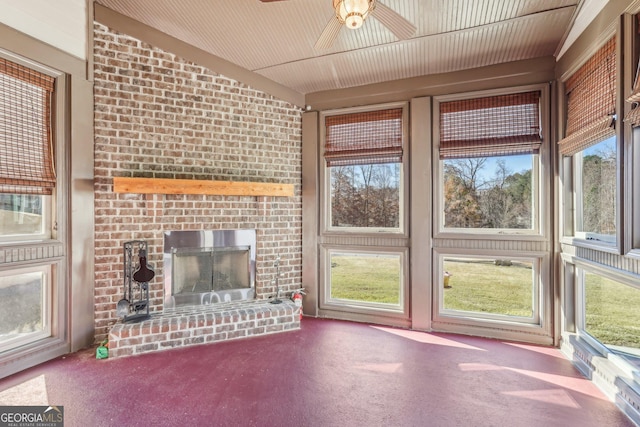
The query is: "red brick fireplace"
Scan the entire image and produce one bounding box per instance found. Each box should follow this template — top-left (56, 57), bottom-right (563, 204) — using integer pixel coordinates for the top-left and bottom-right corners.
top-left (93, 21), bottom-right (303, 353)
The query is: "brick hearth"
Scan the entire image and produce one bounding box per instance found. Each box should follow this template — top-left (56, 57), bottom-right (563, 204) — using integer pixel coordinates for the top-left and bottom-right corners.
top-left (108, 300), bottom-right (300, 358)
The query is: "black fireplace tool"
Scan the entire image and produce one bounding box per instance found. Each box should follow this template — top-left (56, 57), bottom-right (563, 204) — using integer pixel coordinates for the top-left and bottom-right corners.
top-left (120, 240), bottom-right (152, 322)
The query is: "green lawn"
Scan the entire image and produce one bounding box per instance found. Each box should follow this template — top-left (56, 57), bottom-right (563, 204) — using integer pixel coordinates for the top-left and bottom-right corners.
top-left (330, 253), bottom-right (400, 304)
top-left (443, 259), bottom-right (534, 317)
top-left (585, 273), bottom-right (640, 348)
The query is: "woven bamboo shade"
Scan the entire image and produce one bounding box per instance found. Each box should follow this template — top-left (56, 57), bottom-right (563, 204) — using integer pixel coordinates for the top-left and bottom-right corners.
top-left (558, 37), bottom-right (616, 156)
top-left (439, 91), bottom-right (542, 160)
top-left (0, 58), bottom-right (56, 194)
top-left (627, 61), bottom-right (640, 104)
top-left (624, 105), bottom-right (640, 126)
top-left (324, 108), bottom-right (403, 166)
top-left (0, 57), bottom-right (56, 195)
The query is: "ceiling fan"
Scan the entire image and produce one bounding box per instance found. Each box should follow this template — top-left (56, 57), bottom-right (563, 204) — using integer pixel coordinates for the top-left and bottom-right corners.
top-left (259, 0), bottom-right (417, 50)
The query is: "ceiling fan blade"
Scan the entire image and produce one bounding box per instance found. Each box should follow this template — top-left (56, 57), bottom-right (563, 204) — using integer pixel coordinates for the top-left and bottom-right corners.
top-left (314, 17), bottom-right (343, 50)
top-left (372, 2), bottom-right (416, 40)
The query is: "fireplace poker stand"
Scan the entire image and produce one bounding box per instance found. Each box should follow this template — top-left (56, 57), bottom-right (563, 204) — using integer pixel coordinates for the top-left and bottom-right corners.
top-left (122, 240), bottom-right (151, 323)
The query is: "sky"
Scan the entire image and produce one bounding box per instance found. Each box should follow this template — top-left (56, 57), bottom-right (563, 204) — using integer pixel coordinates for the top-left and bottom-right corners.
top-left (468, 154), bottom-right (532, 185)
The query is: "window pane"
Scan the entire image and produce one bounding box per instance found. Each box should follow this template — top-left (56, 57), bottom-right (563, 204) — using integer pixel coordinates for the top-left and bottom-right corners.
top-left (443, 155), bottom-right (533, 229)
top-left (329, 252), bottom-right (401, 306)
top-left (330, 163), bottom-right (400, 228)
top-left (583, 271), bottom-right (640, 355)
top-left (443, 257), bottom-right (534, 318)
top-left (577, 136), bottom-right (616, 242)
top-left (0, 270), bottom-right (46, 344)
top-left (0, 194), bottom-right (45, 236)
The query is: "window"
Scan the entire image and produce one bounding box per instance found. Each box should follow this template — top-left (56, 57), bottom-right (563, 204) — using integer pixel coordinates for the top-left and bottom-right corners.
top-left (577, 268), bottom-right (640, 362)
top-left (0, 57), bottom-right (56, 240)
top-left (319, 104), bottom-right (409, 323)
top-left (559, 37), bottom-right (618, 246)
top-left (624, 23), bottom-right (640, 253)
top-left (0, 52), bottom-right (59, 356)
top-left (575, 136), bottom-right (617, 243)
top-left (432, 87), bottom-right (551, 343)
top-left (324, 108), bottom-right (405, 232)
top-left (324, 248), bottom-right (406, 314)
top-left (320, 245), bottom-right (408, 314)
top-left (438, 91), bottom-right (542, 232)
top-left (0, 265), bottom-right (52, 352)
top-left (438, 255), bottom-right (540, 324)
top-left (330, 164), bottom-right (400, 228)
top-left (0, 194), bottom-right (50, 238)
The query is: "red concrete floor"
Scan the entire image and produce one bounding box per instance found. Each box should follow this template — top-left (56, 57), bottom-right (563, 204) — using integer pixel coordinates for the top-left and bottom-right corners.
top-left (0, 318), bottom-right (634, 427)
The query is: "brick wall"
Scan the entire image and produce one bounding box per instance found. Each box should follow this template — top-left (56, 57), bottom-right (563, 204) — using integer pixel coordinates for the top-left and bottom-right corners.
top-left (93, 23), bottom-right (303, 342)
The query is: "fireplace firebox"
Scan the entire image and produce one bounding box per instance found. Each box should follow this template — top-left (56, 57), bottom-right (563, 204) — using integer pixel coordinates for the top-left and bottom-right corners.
top-left (163, 230), bottom-right (256, 309)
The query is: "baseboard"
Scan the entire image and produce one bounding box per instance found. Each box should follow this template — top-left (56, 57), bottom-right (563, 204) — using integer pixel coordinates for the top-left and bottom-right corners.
top-left (0, 338), bottom-right (69, 380)
top-left (561, 333), bottom-right (640, 426)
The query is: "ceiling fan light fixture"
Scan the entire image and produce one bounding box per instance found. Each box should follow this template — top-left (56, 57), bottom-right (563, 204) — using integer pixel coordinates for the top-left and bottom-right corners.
top-left (333, 0), bottom-right (375, 30)
top-left (345, 13), bottom-right (364, 29)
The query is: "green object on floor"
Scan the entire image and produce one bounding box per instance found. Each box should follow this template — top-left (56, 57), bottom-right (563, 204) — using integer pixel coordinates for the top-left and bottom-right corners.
top-left (96, 339), bottom-right (108, 359)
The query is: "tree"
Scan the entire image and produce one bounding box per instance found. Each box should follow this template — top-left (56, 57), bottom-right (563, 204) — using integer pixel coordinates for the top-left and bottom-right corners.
top-left (443, 159), bottom-right (487, 228)
top-left (444, 158), bottom-right (487, 192)
top-left (479, 160), bottom-right (531, 229)
top-left (359, 165), bottom-right (374, 226)
top-left (444, 164), bottom-right (482, 228)
top-left (371, 164), bottom-right (400, 227)
top-left (330, 163), bottom-right (400, 228)
top-left (505, 170), bottom-right (532, 228)
top-left (581, 145), bottom-right (616, 235)
top-left (330, 166), bottom-right (356, 227)
top-left (444, 157), bottom-right (532, 229)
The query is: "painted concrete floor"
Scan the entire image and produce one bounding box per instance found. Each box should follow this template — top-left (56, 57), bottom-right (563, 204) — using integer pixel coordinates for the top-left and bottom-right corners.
top-left (0, 318), bottom-right (634, 427)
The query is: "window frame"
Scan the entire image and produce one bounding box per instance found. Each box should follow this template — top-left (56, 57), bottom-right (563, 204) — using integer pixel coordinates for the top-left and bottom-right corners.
top-left (320, 102), bottom-right (409, 237)
top-left (624, 13), bottom-right (640, 258)
top-left (433, 84), bottom-right (550, 240)
top-left (572, 137), bottom-right (618, 245)
top-left (434, 251), bottom-right (543, 326)
top-left (0, 50), bottom-right (59, 246)
top-left (573, 259), bottom-right (640, 359)
top-left (432, 248), bottom-right (552, 344)
top-left (0, 48), bottom-right (66, 360)
top-left (558, 34), bottom-right (624, 254)
top-left (560, 148), bottom-right (623, 254)
top-left (629, 126), bottom-right (640, 257)
top-left (319, 245), bottom-right (409, 318)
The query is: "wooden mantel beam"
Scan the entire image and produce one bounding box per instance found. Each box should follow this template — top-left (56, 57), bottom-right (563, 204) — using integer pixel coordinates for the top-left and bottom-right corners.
top-left (113, 177), bottom-right (295, 197)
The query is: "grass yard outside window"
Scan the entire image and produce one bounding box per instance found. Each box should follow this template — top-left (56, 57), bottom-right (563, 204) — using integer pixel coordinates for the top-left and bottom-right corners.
top-left (329, 252), bottom-right (401, 306)
top-left (583, 271), bottom-right (640, 353)
top-left (442, 258), bottom-right (535, 318)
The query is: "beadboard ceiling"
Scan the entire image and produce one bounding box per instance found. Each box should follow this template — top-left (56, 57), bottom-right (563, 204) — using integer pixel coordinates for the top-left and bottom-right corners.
top-left (95, 0), bottom-right (586, 99)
